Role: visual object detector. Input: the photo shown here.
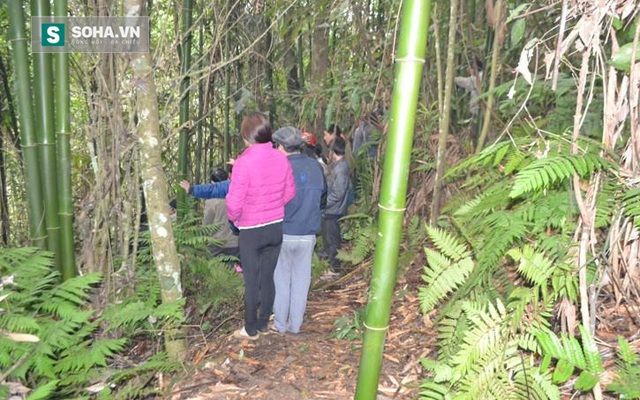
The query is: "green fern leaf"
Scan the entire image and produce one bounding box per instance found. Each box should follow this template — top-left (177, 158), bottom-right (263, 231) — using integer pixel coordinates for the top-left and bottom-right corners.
top-left (507, 246), bottom-right (555, 287)
top-left (451, 301), bottom-right (506, 376)
top-left (509, 154), bottom-right (607, 198)
top-left (552, 359), bottom-right (574, 383)
top-left (574, 370), bottom-right (598, 391)
top-left (579, 325), bottom-right (604, 373)
top-left (420, 255), bottom-right (474, 313)
top-left (420, 380), bottom-right (450, 400)
top-left (26, 380), bottom-right (59, 400)
top-left (616, 335), bottom-right (640, 365)
top-left (425, 226), bottom-right (470, 260)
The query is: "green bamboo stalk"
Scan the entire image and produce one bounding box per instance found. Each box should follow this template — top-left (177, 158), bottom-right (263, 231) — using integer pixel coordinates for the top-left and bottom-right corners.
top-left (32, 0), bottom-right (62, 268)
top-left (54, 0), bottom-right (76, 280)
top-left (7, 1), bottom-right (46, 248)
top-left (354, 0), bottom-right (432, 398)
top-left (430, 0), bottom-right (458, 223)
top-left (177, 0), bottom-right (193, 214)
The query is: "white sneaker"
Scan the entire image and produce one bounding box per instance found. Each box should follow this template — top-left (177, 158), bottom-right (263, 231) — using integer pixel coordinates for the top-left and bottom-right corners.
top-left (233, 327), bottom-right (258, 340)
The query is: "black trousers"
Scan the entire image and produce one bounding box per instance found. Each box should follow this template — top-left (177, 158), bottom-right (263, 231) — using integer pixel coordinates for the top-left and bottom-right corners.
top-left (321, 216), bottom-right (342, 272)
top-left (238, 222), bottom-right (283, 335)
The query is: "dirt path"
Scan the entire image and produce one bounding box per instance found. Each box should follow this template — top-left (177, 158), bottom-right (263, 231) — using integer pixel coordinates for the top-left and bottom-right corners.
top-left (167, 264), bottom-right (432, 400)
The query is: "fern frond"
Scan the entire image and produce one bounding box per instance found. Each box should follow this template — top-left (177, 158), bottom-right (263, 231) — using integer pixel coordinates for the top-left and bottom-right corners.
top-left (458, 345), bottom-right (517, 400)
top-left (425, 226), bottom-right (470, 260)
top-left (451, 300), bottom-right (507, 376)
top-left (446, 141), bottom-right (513, 179)
top-left (534, 326), bottom-right (603, 390)
top-left (513, 366), bottom-right (560, 400)
top-left (608, 336), bottom-right (640, 398)
top-left (616, 335), bottom-right (640, 365)
top-left (420, 380), bottom-right (451, 400)
top-left (477, 212), bottom-right (528, 269)
top-left (25, 380), bottom-right (59, 400)
top-left (420, 250), bottom-right (474, 313)
top-left (436, 302), bottom-right (466, 362)
top-left (579, 325), bottom-right (604, 374)
top-left (621, 187), bottom-right (640, 230)
top-left (103, 301), bottom-right (159, 331)
top-left (509, 153), bottom-right (607, 198)
top-left (507, 246), bottom-right (554, 287)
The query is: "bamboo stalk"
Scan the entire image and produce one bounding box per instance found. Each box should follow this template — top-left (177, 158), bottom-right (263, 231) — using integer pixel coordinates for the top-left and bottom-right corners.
top-left (32, 0), bottom-right (62, 267)
top-left (7, 0), bottom-right (46, 248)
top-left (354, 0), bottom-right (432, 398)
top-left (54, 0), bottom-right (76, 280)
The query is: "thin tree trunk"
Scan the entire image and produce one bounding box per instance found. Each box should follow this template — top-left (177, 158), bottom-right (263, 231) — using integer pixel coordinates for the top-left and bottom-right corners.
top-left (126, 0), bottom-right (187, 361)
top-left (224, 62), bottom-right (232, 164)
top-left (54, 0), bottom-right (77, 280)
top-left (177, 0), bottom-right (194, 213)
top-left (284, 22), bottom-right (300, 93)
top-left (475, 0), bottom-right (503, 152)
top-left (32, 0), bottom-right (62, 268)
top-left (311, 4), bottom-right (329, 135)
top-left (0, 125), bottom-right (8, 244)
top-left (265, 25), bottom-right (276, 123)
top-left (297, 34), bottom-right (305, 89)
top-left (0, 55), bottom-right (21, 152)
top-left (195, 18), bottom-right (204, 184)
top-left (354, 0), bottom-right (432, 398)
top-left (430, 0), bottom-right (458, 223)
top-left (7, 0), bottom-right (46, 248)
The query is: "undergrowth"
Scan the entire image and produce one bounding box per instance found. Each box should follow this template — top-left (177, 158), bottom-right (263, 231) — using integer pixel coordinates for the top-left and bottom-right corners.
top-left (0, 247), bottom-right (182, 399)
top-left (419, 136), bottom-right (639, 399)
top-left (0, 206), bottom-right (245, 399)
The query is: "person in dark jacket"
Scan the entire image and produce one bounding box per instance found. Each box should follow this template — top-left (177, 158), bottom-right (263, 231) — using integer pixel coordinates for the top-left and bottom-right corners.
top-left (180, 176), bottom-right (230, 199)
top-left (271, 126), bottom-right (326, 334)
top-left (321, 136), bottom-right (351, 277)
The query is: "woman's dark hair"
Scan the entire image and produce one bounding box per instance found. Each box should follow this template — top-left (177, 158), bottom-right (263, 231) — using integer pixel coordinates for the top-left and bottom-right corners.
top-left (326, 124), bottom-right (342, 137)
top-left (241, 112), bottom-right (272, 144)
top-left (331, 136), bottom-right (346, 156)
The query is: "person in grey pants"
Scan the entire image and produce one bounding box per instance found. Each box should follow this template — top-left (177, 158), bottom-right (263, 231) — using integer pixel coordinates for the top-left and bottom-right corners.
top-left (271, 126), bottom-right (326, 334)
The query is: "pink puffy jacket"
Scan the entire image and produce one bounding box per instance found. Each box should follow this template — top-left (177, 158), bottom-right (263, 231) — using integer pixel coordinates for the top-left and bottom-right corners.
top-left (226, 142), bottom-right (295, 228)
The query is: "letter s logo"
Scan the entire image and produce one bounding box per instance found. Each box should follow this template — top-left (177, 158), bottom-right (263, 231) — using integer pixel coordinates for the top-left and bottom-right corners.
top-left (46, 26), bottom-right (60, 44)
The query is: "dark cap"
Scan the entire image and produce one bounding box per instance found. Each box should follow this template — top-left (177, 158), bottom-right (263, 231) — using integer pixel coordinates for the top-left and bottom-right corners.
top-left (273, 126), bottom-right (303, 148)
top-left (210, 168), bottom-right (229, 183)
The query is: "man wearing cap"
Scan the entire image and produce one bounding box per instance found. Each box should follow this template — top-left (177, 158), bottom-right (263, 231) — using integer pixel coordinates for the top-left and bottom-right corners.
top-left (301, 131), bottom-right (328, 175)
top-left (271, 126), bottom-right (326, 333)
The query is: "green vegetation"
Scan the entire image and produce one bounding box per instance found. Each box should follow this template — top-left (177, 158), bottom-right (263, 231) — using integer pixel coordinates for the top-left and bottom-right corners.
top-left (2, 0), bottom-right (640, 398)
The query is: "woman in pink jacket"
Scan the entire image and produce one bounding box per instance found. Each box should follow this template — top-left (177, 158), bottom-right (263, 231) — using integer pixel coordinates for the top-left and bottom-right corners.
top-left (227, 112), bottom-right (296, 339)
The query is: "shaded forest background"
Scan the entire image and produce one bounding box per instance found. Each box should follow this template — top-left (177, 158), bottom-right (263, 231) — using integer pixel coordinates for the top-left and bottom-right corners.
top-left (2, 0), bottom-right (640, 399)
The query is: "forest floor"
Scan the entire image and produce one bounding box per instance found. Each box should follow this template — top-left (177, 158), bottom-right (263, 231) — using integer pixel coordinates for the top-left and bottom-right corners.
top-left (165, 255), bottom-right (432, 400)
top-left (158, 250), bottom-right (640, 400)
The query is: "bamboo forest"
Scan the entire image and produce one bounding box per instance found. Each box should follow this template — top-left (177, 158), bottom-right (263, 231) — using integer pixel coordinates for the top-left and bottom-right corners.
top-left (2, 0), bottom-right (640, 399)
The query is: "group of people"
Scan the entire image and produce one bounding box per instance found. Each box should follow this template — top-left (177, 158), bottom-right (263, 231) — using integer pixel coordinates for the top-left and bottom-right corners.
top-left (180, 112), bottom-right (351, 339)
